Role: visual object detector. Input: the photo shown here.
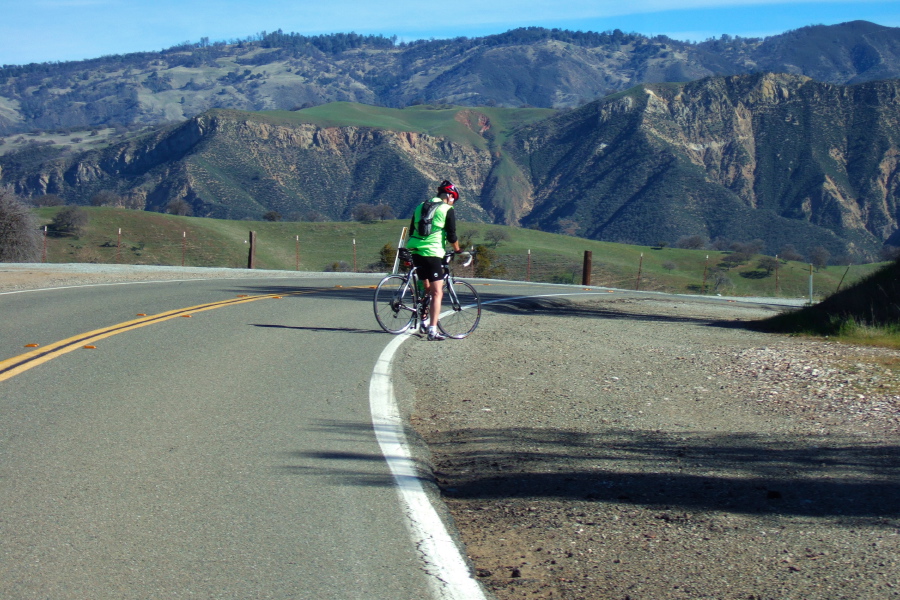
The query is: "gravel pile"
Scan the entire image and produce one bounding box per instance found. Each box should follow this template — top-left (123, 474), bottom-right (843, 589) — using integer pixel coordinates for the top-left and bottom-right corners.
top-left (399, 295), bottom-right (900, 600)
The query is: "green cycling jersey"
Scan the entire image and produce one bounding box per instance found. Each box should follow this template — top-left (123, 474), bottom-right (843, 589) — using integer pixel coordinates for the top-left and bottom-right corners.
top-left (406, 198), bottom-right (458, 257)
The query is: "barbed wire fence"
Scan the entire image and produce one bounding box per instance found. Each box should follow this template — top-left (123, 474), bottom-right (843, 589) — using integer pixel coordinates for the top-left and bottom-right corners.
top-left (41, 226), bottom-right (841, 301)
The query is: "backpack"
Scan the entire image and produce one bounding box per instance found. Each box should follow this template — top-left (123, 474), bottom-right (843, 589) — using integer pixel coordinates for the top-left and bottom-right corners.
top-left (416, 201), bottom-right (442, 237)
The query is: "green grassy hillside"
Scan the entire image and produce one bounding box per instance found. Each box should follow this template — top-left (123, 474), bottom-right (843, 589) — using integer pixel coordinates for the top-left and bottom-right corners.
top-left (32, 206), bottom-right (885, 300)
top-left (755, 259), bottom-right (900, 347)
top-left (218, 103), bottom-right (555, 149)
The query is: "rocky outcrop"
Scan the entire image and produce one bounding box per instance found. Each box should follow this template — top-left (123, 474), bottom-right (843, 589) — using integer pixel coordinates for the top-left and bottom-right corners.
top-left (506, 74), bottom-right (900, 259)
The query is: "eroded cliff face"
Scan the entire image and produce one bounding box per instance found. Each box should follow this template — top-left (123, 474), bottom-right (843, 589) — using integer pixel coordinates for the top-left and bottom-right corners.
top-left (507, 73), bottom-right (900, 256)
top-left (5, 75), bottom-right (900, 257)
top-left (2, 112), bottom-right (499, 221)
top-left (637, 74), bottom-right (900, 245)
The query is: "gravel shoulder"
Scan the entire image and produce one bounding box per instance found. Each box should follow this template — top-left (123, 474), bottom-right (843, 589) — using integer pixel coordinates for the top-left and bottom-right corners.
top-left (398, 294), bottom-right (900, 600)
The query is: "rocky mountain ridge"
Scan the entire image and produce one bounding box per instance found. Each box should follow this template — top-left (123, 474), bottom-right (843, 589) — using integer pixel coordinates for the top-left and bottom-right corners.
top-left (509, 73), bottom-right (900, 258)
top-left (2, 21), bottom-right (900, 135)
top-left (3, 73), bottom-right (900, 260)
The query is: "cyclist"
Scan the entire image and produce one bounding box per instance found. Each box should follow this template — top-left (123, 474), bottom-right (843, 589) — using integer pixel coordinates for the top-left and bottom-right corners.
top-left (406, 180), bottom-right (462, 341)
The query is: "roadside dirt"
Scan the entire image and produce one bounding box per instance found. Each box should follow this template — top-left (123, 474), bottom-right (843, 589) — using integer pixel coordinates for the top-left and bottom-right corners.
top-left (399, 294), bottom-right (900, 600)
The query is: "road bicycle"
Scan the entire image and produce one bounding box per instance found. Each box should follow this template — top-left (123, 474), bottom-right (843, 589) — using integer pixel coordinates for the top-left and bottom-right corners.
top-left (373, 249), bottom-right (481, 338)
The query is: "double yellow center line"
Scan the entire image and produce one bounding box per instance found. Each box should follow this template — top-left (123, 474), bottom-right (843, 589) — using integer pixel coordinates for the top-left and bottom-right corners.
top-left (0, 291), bottom-right (309, 383)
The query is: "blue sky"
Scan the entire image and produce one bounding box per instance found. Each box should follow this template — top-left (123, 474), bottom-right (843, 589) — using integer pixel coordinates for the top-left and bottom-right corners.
top-left (2, 0), bottom-right (899, 66)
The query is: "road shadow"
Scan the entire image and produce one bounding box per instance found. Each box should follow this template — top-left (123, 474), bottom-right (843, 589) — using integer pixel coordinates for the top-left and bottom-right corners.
top-left (223, 282), bottom-right (787, 333)
top-left (251, 323), bottom-right (384, 334)
top-left (482, 295), bottom-right (787, 331)
top-left (282, 420), bottom-right (899, 520)
top-left (276, 420), bottom-right (432, 488)
top-left (425, 427), bottom-right (900, 520)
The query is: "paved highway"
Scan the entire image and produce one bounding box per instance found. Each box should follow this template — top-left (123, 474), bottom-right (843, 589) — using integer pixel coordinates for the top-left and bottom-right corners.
top-left (0, 272), bottom-right (795, 599)
top-left (0, 274), bottom-right (496, 600)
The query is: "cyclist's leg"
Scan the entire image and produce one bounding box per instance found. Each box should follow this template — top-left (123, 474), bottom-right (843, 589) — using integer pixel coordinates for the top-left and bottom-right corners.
top-left (429, 279), bottom-right (444, 329)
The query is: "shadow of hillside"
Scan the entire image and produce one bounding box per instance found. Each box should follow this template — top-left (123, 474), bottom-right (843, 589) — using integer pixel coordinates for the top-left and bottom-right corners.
top-left (278, 421), bottom-right (900, 521)
top-left (426, 427), bottom-right (900, 520)
top-left (222, 282), bottom-right (786, 332)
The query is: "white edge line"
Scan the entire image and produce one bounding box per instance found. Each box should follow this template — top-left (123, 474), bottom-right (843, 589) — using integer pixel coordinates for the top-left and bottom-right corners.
top-left (366, 290), bottom-right (621, 600)
top-left (369, 331), bottom-right (489, 600)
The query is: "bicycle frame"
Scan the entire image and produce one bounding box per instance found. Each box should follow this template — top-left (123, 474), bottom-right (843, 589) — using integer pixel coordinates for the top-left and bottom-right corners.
top-left (374, 250), bottom-right (480, 337)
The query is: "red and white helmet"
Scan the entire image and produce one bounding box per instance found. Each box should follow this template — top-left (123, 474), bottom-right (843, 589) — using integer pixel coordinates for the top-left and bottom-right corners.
top-left (437, 180), bottom-right (459, 201)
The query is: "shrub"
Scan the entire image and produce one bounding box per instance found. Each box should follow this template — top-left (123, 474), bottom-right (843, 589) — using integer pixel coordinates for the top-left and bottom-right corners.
top-left (0, 188), bottom-right (41, 262)
top-left (324, 260), bottom-right (352, 272)
top-left (473, 244), bottom-right (506, 278)
top-left (377, 243), bottom-right (396, 270)
top-left (49, 205), bottom-right (88, 236)
top-left (676, 235), bottom-right (706, 249)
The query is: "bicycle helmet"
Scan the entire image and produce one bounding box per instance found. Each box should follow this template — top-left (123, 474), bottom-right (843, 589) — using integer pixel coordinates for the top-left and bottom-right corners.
top-left (437, 180), bottom-right (459, 201)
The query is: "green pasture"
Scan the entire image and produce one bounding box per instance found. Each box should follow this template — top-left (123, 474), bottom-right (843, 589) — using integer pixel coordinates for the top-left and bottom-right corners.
top-left (32, 207), bottom-right (886, 301)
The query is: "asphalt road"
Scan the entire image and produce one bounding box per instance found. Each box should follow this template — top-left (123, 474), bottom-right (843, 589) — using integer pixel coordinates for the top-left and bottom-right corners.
top-left (0, 274), bottom-right (477, 600)
top-left (0, 273), bottom-right (802, 599)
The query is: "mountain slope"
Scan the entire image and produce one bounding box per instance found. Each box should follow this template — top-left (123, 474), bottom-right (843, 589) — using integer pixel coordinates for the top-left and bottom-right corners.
top-left (0, 105), bottom-right (551, 222)
top-left (504, 73), bottom-right (900, 258)
top-left (4, 73), bottom-right (900, 260)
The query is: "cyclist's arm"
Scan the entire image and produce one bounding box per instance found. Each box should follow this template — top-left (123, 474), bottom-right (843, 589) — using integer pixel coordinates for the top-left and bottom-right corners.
top-left (445, 207), bottom-right (461, 252)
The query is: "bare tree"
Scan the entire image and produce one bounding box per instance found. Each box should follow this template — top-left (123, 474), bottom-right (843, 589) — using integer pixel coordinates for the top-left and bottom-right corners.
top-left (373, 204), bottom-right (394, 220)
top-left (676, 235), bottom-right (706, 250)
top-left (757, 256), bottom-right (780, 275)
top-left (352, 204), bottom-right (378, 222)
top-left (809, 246), bottom-right (831, 270)
top-left (556, 218), bottom-right (580, 236)
top-left (90, 190), bottom-right (122, 207)
top-left (167, 199), bottom-right (193, 216)
top-left (49, 205), bottom-right (88, 236)
top-left (712, 270), bottom-right (733, 293)
top-left (779, 244), bottom-right (804, 262)
top-left (484, 228), bottom-right (511, 248)
top-left (0, 188), bottom-right (42, 262)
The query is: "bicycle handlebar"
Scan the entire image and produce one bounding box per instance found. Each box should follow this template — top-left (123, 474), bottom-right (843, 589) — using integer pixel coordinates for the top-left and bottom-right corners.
top-left (444, 251), bottom-right (473, 268)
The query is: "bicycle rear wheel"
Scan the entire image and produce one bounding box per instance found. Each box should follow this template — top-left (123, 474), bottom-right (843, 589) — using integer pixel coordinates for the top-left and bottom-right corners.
top-left (373, 275), bottom-right (415, 334)
top-left (438, 279), bottom-right (481, 338)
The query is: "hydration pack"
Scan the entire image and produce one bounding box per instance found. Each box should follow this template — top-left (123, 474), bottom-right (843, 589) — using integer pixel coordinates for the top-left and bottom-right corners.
top-left (416, 201), bottom-right (441, 237)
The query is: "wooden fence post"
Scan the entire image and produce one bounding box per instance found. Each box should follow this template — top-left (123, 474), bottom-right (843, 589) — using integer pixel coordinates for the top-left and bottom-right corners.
top-left (247, 231), bottom-right (256, 269)
top-left (635, 253), bottom-right (644, 290)
top-left (582, 250), bottom-right (592, 286)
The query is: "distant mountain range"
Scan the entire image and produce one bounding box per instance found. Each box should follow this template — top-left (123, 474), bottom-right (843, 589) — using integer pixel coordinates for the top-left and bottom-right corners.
top-left (2, 20), bottom-right (900, 261)
top-left (1, 20), bottom-right (900, 134)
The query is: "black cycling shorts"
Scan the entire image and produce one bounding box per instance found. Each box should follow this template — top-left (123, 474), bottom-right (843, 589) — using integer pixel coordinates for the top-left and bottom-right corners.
top-left (411, 254), bottom-right (444, 282)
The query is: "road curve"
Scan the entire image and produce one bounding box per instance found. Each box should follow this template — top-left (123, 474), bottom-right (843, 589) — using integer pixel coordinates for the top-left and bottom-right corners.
top-left (0, 274), bottom-right (482, 599)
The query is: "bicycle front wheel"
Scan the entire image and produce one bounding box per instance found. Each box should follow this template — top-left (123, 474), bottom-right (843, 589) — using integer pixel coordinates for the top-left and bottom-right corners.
top-left (373, 275), bottom-right (415, 334)
top-left (438, 279), bottom-right (481, 338)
